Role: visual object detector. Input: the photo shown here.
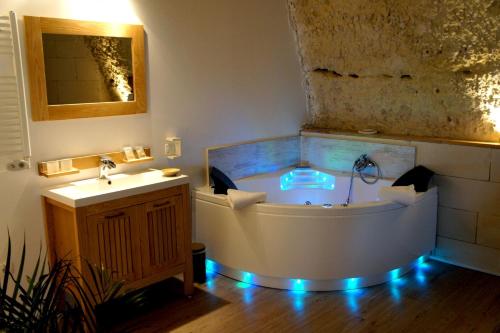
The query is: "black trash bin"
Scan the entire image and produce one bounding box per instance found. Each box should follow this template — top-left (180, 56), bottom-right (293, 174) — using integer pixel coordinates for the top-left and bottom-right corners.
top-left (192, 242), bottom-right (206, 283)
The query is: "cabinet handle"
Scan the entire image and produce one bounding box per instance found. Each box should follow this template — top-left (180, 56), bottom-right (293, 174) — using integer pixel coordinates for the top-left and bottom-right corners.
top-left (154, 201), bottom-right (171, 208)
top-left (104, 212), bottom-right (125, 219)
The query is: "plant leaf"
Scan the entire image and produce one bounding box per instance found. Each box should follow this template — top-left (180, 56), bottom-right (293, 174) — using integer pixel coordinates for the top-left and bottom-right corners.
top-left (11, 234), bottom-right (26, 301)
top-left (26, 242), bottom-right (43, 296)
top-left (1, 232), bottom-right (12, 302)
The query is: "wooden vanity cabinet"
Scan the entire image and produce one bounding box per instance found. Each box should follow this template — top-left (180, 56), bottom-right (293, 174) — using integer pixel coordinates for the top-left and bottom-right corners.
top-left (43, 184), bottom-right (193, 295)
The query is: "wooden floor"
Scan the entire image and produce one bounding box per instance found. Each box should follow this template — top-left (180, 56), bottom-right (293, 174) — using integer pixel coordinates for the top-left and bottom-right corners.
top-left (112, 260), bottom-right (500, 333)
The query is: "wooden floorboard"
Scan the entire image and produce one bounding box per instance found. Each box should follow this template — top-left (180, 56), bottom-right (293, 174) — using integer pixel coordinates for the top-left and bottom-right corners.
top-left (111, 260), bottom-right (500, 333)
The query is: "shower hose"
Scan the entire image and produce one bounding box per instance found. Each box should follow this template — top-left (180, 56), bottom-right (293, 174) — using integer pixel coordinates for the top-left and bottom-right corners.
top-left (343, 154), bottom-right (381, 206)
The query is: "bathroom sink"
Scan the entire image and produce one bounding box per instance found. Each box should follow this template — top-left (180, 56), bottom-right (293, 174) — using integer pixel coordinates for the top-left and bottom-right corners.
top-left (43, 169), bottom-right (189, 208)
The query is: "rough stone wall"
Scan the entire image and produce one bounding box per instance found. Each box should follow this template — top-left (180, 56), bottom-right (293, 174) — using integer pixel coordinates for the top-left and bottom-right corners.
top-left (288, 0), bottom-right (500, 142)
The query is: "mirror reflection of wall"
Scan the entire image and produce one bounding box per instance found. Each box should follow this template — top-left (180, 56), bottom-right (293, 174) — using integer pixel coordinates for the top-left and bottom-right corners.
top-left (42, 34), bottom-right (133, 105)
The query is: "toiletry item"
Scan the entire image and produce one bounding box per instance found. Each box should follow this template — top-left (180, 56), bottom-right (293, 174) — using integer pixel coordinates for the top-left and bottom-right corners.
top-left (59, 159), bottom-right (73, 172)
top-left (46, 160), bottom-right (60, 174)
top-left (123, 146), bottom-right (136, 161)
top-left (135, 146), bottom-right (147, 159)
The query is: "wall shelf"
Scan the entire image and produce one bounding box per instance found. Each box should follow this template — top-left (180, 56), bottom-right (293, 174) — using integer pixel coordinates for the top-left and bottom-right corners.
top-left (123, 156), bottom-right (154, 164)
top-left (38, 147), bottom-right (153, 178)
top-left (39, 167), bottom-right (80, 178)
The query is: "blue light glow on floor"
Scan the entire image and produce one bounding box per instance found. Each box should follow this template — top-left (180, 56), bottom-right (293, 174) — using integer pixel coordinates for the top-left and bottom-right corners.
top-left (280, 168), bottom-right (335, 191)
top-left (293, 297), bottom-right (304, 311)
top-left (288, 290), bottom-right (307, 312)
top-left (243, 288), bottom-right (253, 304)
top-left (206, 278), bottom-right (216, 291)
top-left (236, 282), bottom-right (252, 289)
top-left (390, 285), bottom-right (401, 303)
top-left (415, 270), bottom-right (427, 285)
top-left (345, 288), bottom-right (364, 313)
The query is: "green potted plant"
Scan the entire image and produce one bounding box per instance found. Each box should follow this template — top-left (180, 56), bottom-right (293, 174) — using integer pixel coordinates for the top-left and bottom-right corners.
top-left (0, 234), bottom-right (144, 332)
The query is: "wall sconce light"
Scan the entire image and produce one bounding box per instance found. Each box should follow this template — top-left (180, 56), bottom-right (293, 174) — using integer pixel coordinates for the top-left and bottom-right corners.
top-left (165, 137), bottom-right (182, 159)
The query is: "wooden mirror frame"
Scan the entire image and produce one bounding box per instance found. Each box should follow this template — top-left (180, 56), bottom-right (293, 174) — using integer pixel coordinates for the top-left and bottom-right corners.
top-left (24, 16), bottom-right (146, 121)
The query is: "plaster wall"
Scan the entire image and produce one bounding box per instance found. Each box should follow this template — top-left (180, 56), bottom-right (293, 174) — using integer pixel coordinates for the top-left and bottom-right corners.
top-left (0, 0), bottom-right (305, 270)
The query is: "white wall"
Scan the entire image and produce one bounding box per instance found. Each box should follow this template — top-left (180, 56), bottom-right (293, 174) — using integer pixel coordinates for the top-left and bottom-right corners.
top-left (133, 0), bottom-right (305, 181)
top-left (0, 0), bottom-right (305, 269)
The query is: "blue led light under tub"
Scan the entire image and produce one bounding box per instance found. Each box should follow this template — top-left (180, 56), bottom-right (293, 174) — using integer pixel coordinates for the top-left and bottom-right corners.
top-left (206, 255), bottom-right (430, 291)
top-left (345, 277), bottom-right (361, 290)
top-left (291, 279), bottom-right (306, 292)
top-left (389, 268), bottom-right (401, 280)
top-left (280, 168), bottom-right (335, 191)
top-left (242, 271), bottom-right (254, 284)
top-left (206, 259), bottom-right (217, 273)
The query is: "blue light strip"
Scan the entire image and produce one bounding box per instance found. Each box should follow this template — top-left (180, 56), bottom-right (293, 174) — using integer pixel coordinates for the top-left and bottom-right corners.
top-left (206, 255), bottom-right (430, 291)
top-left (280, 168), bottom-right (335, 191)
top-left (389, 268), bottom-right (401, 280)
top-left (345, 277), bottom-right (361, 290)
top-left (206, 259), bottom-right (217, 273)
top-left (291, 278), bottom-right (306, 292)
top-left (242, 271), bottom-right (254, 284)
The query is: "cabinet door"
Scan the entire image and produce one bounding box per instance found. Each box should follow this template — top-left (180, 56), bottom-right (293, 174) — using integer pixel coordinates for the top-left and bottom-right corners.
top-left (85, 206), bottom-right (142, 283)
top-left (141, 194), bottom-right (186, 277)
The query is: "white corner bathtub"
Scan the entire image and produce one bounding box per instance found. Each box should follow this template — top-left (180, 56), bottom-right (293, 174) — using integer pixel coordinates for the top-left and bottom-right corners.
top-left (194, 168), bottom-right (438, 291)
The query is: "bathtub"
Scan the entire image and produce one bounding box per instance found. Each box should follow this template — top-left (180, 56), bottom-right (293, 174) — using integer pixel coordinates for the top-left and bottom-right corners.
top-left (194, 168), bottom-right (438, 291)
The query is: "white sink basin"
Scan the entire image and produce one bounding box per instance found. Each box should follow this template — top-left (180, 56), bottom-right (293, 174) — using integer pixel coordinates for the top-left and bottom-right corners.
top-left (43, 169), bottom-right (189, 208)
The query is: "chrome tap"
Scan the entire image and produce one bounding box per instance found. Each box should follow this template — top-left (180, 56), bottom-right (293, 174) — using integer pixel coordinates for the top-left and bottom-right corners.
top-left (353, 154), bottom-right (376, 172)
top-left (342, 154), bottom-right (381, 207)
top-left (99, 155), bottom-right (116, 183)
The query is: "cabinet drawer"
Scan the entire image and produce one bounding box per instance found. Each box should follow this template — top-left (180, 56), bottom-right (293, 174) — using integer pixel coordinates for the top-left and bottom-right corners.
top-left (83, 185), bottom-right (185, 216)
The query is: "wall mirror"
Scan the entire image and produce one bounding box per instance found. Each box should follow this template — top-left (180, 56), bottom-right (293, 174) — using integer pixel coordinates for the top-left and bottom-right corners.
top-left (24, 17), bottom-right (146, 121)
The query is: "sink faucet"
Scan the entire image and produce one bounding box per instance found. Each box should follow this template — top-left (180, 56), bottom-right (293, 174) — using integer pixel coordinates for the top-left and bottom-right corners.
top-left (99, 155), bottom-right (116, 183)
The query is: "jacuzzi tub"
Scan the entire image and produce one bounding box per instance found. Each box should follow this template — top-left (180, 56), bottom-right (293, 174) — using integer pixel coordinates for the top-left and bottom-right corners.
top-left (194, 168), bottom-right (438, 291)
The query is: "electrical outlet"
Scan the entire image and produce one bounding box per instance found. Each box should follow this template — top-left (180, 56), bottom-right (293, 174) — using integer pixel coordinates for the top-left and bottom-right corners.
top-left (7, 159), bottom-right (30, 171)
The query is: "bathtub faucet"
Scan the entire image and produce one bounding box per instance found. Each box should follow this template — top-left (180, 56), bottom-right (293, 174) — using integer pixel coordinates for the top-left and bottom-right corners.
top-left (342, 154), bottom-right (381, 207)
top-left (353, 154), bottom-right (377, 172)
